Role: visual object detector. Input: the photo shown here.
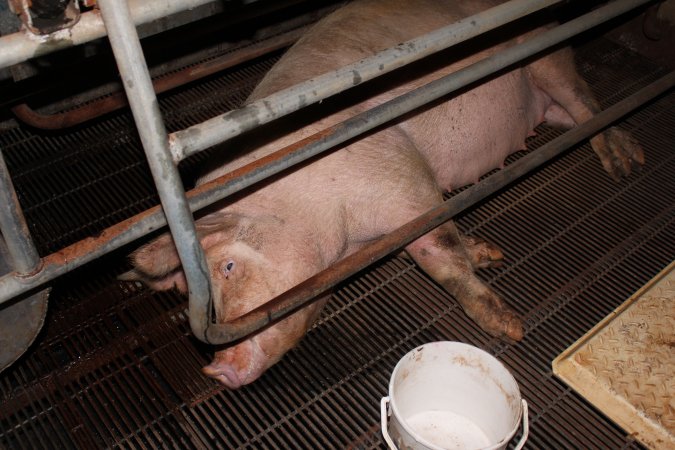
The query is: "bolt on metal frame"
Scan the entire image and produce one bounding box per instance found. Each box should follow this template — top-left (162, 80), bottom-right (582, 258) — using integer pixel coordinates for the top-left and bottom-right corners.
top-left (0, 0), bottom-right (669, 345)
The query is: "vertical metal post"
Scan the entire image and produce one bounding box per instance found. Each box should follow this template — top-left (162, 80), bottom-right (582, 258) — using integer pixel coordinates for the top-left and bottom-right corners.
top-left (0, 150), bottom-right (40, 275)
top-left (97, 0), bottom-right (212, 341)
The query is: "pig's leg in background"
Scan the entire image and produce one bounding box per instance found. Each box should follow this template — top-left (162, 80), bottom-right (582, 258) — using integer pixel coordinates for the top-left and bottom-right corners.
top-left (528, 48), bottom-right (644, 180)
top-left (405, 222), bottom-right (523, 341)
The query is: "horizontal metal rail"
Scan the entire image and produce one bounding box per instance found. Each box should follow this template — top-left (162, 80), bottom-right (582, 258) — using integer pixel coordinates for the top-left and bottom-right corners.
top-left (10, 27), bottom-right (305, 130)
top-left (0, 0), bottom-right (221, 70)
top-left (205, 70), bottom-right (675, 343)
top-left (168, 0), bottom-right (562, 161)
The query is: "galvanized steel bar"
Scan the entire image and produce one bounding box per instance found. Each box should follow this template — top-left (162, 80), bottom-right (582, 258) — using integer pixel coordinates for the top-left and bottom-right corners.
top-left (97, 0), bottom-right (212, 342)
top-left (0, 0), bottom-right (221, 70)
top-left (0, 150), bottom-right (40, 275)
top-left (169, 0), bottom-right (563, 161)
top-left (205, 69), bottom-right (675, 343)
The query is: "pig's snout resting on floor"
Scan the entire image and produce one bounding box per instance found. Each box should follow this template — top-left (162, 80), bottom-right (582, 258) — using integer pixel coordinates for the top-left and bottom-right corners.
top-left (125, 0), bottom-right (644, 388)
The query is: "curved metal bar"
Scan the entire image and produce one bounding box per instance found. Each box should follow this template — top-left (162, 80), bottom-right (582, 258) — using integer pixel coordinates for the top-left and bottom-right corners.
top-left (0, 150), bottom-right (40, 275)
top-left (97, 0), bottom-right (212, 342)
top-left (205, 70), bottom-right (675, 344)
top-left (10, 27), bottom-right (304, 130)
top-left (168, 0), bottom-right (563, 161)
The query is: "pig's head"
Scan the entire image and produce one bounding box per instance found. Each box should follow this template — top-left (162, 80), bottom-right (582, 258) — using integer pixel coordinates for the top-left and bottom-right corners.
top-left (126, 211), bottom-right (326, 388)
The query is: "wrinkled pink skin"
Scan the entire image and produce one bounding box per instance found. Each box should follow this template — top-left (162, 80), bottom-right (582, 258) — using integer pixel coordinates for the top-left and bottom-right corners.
top-left (128, 0), bottom-right (643, 388)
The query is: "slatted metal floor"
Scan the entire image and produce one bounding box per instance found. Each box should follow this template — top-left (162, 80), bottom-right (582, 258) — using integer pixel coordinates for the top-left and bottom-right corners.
top-left (0, 37), bottom-right (673, 449)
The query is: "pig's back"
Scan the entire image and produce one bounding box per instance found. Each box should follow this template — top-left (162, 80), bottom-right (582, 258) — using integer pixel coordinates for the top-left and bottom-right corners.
top-left (201, 0), bottom-right (550, 193)
top-left (248, 0), bottom-right (500, 101)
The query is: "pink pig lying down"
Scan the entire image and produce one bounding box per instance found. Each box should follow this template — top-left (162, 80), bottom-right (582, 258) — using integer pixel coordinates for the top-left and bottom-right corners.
top-left (126, 0), bottom-right (643, 388)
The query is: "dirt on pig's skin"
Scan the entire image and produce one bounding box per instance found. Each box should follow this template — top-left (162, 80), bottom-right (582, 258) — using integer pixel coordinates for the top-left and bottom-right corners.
top-left (126, 0), bottom-right (644, 388)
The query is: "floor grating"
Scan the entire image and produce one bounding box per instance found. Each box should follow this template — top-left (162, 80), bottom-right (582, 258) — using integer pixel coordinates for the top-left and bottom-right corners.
top-left (0, 37), bottom-right (673, 448)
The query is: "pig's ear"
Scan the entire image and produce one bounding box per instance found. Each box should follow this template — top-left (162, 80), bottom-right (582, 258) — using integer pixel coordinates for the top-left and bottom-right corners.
top-left (130, 232), bottom-right (182, 279)
top-left (194, 211), bottom-right (242, 249)
top-left (126, 212), bottom-right (242, 292)
top-left (125, 232), bottom-right (190, 293)
top-left (118, 267), bottom-right (188, 293)
top-left (129, 212), bottom-right (239, 277)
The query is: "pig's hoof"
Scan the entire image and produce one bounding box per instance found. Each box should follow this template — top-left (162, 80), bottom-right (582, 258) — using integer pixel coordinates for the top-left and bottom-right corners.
top-left (461, 235), bottom-right (504, 269)
top-left (590, 127), bottom-right (644, 181)
top-left (464, 292), bottom-right (524, 342)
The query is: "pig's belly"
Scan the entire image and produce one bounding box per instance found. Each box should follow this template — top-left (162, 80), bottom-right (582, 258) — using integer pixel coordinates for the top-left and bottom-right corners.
top-left (399, 69), bottom-right (550, 191)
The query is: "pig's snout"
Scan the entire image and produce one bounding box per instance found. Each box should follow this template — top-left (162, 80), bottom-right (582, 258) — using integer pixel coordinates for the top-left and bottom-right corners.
top-left (201, 339), bottom-right (269, 389)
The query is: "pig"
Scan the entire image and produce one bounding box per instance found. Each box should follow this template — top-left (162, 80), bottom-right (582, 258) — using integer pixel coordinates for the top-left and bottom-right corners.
top-left (126, 0), bottom-right (643, 388)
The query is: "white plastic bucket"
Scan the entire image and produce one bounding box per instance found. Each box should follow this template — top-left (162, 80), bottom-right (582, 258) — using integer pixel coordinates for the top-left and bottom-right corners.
top-left (381, 342), bottom-right (528, 450)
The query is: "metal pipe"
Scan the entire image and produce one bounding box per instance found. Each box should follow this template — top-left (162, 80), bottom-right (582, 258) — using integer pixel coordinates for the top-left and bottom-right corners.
top-left (0, 0), bottom-right (220, 70)
top-left (205, 69), bottom-right (675, 344)
top-left (10, 27), bottom-right (304, 130)
top-left (0, 150), bottom-right (41, 275)
top-left (169, 0), bottom-right (564, 161)
top-left (97, 0), bottom-right (212, 342)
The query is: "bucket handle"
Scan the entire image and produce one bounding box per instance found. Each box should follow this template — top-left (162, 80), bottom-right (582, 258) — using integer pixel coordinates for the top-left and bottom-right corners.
top-left (380, 397), bottom-right (529, 450)
top-left (380, 396), bottom-right (397, 450)
top-left (514, 399), bottom-right (529, 450)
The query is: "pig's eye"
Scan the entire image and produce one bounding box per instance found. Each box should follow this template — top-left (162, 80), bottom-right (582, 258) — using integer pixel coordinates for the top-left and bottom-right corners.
top-left (222, 260), bottom-right (235, 278)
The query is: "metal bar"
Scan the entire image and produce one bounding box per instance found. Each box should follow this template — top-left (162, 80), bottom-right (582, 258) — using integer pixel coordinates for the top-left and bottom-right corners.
top-left (205, 69), bottom-right (675, 344)
top-left (0, 150), bottom-right (40, 275)
top-left (9, 27), bottom-right (304, 130)
top-left (97, 0), bottom-right (212, 342)
top-left (0, 0), bottom-right (221, 70)
top-left (169, 0), bottom-right (564, 161)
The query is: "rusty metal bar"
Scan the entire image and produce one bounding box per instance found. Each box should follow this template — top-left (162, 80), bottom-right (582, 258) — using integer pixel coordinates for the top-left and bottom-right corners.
top-left (97, 0), bottom-right (212, 342)
top-left (10, 27), bottom-right (304, 130)
top-left (204, 69), bottom-right (675, 343)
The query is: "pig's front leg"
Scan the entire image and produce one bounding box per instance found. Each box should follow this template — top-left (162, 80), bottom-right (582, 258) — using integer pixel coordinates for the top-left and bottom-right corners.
top-left (405, 222), bottom-right (523, 342)
top-left (528, 48), bottom-right (644, 180)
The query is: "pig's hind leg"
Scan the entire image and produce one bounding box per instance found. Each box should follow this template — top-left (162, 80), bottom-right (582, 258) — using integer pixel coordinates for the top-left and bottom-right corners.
top-left (527, 48), bottom-right (644, 180)
top-left (405, 222), bottom-right (523, 342)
